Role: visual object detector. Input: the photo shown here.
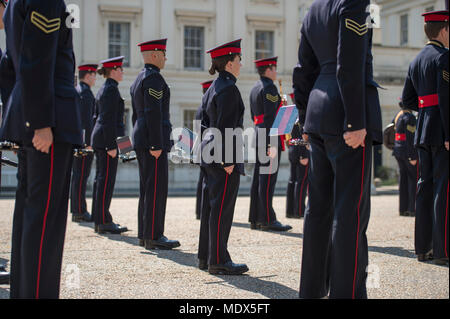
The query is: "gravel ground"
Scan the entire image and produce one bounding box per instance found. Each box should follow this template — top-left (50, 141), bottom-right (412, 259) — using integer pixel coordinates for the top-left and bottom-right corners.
top-left (0, 188), bottom-right (448, 299)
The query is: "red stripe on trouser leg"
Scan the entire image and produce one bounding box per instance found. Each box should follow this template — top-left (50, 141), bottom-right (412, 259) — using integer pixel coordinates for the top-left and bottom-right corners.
top-left (36, 144), bottom-right (54, 299)
top-left (299, 164), bottom-right (309, 217)
top-left (217, 173), bottom-right (229, 264)
top-left (152, 158), bottom-right (158, 240)
top-left (78, 157), bottom-right (85, 215)
top-left (266, 160), bottom-right (273, 224)
top-left (352, 146), bottom-right (365, 299)
top-left (102, 155), bottom-right (110, 225)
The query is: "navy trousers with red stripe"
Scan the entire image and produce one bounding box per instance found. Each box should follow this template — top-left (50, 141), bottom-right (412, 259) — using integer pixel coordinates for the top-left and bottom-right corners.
top-left (286, 160), bottom-right (309, 218)
top-left (136, 150), bottom-right (168, 241)
top-left (10, 149), bottom-right (27, 298)
top-left (415, 146), bottom-right (449, 259)
top-left (70, 153), bottom-right (93, 215)
top-left (195, 168), bottom-right (207, 219)
top-left (198, 170), bottom-right (212, 261)
top-left (395, 156), bottom-right (418, 214)
top-left (10, 143), bottom-right (73, 299)
top-left (249, 151), bottom-right (281, 224)
top-left (299, 134), bottom-right (372, 299)
top-left (92, 149), bottom-right (118, 226)
top-left (200, 166), bottom-right (240, 266)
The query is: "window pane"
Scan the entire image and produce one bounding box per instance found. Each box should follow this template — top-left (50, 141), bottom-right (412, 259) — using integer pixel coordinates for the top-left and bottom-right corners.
top-left (255, 31), bottom-right (274, 60)
top-left (400, 14), bottom-right (408, 46)
top-left (184, 26), bottom-right (204, 70)
top-left (183, 110), bottom-right (197, 131)
top-left (109, 22), bottom-right (130, 67)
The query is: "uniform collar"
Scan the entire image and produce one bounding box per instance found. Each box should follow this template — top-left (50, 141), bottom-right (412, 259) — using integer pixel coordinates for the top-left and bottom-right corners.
top-left (219, 71), bottom-right (237, 83)
top-left (106, 78), bottom-right (119, 86)
top-left (145, 64), bottom-right (160, 72)
top-left (260, 76), bottom-right (274, 84)
top-left (79, 81), bottom-right (91, 89)
top-left (427, 40), bottom-right (445, 48)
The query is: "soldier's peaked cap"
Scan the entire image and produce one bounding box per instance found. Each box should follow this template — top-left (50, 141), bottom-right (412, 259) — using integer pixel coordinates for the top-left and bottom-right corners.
top-left (207, 39), bottom-right (242, 59)
top-left (78, 64), bottom-right (98, 72)
top-left (422, 10), bottom-right (449, 22)
top-left (100, 56), bottom-right (124, 68)
top-left (138, 39), bottom-right (168, 52)
top-left (254, 56), bottom-right (278, 67)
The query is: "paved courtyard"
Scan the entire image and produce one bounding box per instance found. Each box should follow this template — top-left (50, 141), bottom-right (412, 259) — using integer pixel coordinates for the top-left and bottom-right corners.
top-left (0, 188), bottom-right (448, 299)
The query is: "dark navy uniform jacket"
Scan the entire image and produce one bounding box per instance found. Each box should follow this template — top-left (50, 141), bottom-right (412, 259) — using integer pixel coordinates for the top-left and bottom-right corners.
top-left (91, 78), bottom-right (125, 151)
top-left (392, 110), bottom-right (418, 161)
top-left (0, 49), bottom-right (15, 115)
top-left (76, 81), bottom-right (95, 147)
top-left (130, 64), bottom-right (172, 152)
top-left (402, 41), bottom-right (449, 146)
top-left (0, 0), bottom-right (82, 146)
top-left (250, 76), bottom-right (281, 149)
top-left (200, 71), bottom-right (245, 174)
top-left (293, 0), bottom-right (382, 144)
top-left (437, 50), bottom-right (449, 141)
top-left (288, 122), bottom-right (309, 163)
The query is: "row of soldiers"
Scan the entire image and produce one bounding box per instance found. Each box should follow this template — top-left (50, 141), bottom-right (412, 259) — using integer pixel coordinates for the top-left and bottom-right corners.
top-left (0, 0), bottom-right (448, 299)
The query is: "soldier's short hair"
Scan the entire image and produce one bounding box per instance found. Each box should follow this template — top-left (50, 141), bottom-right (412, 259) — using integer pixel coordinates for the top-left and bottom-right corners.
top-left (257, 65), bottom-right (275, 77)
top-left (79, 70), bottom-right (95, 80)
top-left (97, 66), bottom-right (122, 79)
top-left (424, 21), bottom-right (449, 40)
top-left (209, 53), bottom-right (241, 76)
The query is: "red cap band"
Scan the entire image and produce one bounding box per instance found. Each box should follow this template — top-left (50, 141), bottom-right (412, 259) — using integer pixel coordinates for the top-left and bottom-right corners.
top-left (140, 44), bottom-right (167, 52)
top-left (210, 47), bottom-right (241, 59)
top-left (255, 60), bottom-right (277, 67)
top-left (424, 14), bottom-right (449, 22)
top-left (78, 66), bottom-right (97, 72)
top-left (103, 62), bottom-right (123, 68)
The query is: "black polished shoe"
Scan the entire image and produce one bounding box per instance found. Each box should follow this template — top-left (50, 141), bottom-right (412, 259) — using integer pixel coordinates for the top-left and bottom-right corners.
top-left (208, 261), bottom-right (249, 275)
top-left (72, 211), bottom-right (93, 223)
top-left (250, 223), bottom-right (261, 230)
top-left (145, 236), bottom-right (181, 250)
top-left (261, 220), bottom-right (292, 232)
top-left (199, 259), bottom-right (208, 271)
top-left (139, 239), bottom-right (145, 247)
top-left (399, 211), bottom-right (408, 217)
top-left (418, 250), bottom-right (433, 262)
top-left (97, 222), bottom-right (129, 235)
top-left (434, 258), bottom-right (449, 266)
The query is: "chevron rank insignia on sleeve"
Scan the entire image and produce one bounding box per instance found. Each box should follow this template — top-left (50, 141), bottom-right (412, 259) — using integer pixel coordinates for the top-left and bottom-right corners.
top-left (149, 88), bottom-right (163, 100)
top-left (345, 18), bottom-right (368, 36)
top-left (443, 70), bottom-right (449, 83)
top-left (30, 11), bottom-right (61, 34)
top-left (407, 125), bottom-right (416, 133)
top-left (266, 94), bottom-right (279, 103)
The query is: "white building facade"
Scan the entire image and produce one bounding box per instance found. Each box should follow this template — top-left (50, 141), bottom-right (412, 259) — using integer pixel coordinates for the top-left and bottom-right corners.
top-left (0, 0), bottom-right (447, 194)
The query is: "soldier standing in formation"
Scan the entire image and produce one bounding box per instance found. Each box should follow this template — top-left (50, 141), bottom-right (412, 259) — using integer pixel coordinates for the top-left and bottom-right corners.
top-left (131, 39), bottom-right (180, 250)
top-left (91, 57), bottom-right (128, 235)
top-left (1, 0), bottom-right (84, 298)
top-left (248, 57), bottom-right (292, 232)
top-left (70, 64), bottom-right (98, 223)
top-left (402, 10), bottom-right (449, 265)
top-left (392, 100), bottom-right (418, 217)
top-left (286, 119), bottom-right (310, 219)
top-left (198, 39), bottom-right (248, 275)
top-left (195, 80), bottom-right (213, 220)
top-left (293, 0), bottom-right (382, 298)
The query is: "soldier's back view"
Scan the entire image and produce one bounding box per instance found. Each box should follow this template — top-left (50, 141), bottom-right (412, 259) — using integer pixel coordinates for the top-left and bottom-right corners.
top-left (1, 0), bottom-right (83, 298)
top-left (293, 0), bottom-right (382, 299)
